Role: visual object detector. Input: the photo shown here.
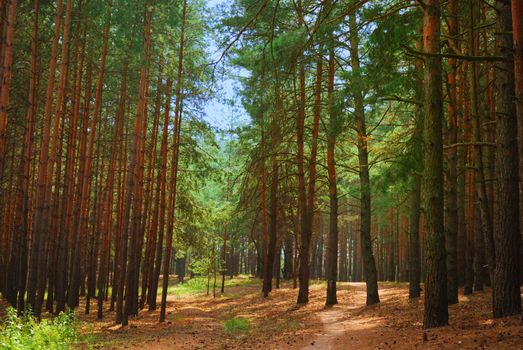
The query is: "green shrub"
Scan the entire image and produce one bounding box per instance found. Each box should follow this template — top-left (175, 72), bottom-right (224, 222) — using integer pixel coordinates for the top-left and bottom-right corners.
top-left (0, 307), bottom-right (78, 350)
top-left (224, 317), bottom-right (250, 334)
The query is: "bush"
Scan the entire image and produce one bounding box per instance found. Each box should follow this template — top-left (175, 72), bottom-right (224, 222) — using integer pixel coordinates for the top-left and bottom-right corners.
top-left (224, 317), bottom-right (250, 334)
top-left (0, 307), bottom-right (78, 350)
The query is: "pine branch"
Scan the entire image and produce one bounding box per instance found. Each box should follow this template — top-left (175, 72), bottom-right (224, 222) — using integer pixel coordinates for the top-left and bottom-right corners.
top-left (401, 44), bottom-right (507, 62)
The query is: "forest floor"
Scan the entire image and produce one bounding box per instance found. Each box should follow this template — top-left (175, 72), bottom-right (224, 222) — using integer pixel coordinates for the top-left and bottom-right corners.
top-left (77, 276), bottom-right (523, 350)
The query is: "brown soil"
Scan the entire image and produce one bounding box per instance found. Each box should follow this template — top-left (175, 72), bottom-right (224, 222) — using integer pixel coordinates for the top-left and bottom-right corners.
top-left (77, 279), bottom-right (523, 350)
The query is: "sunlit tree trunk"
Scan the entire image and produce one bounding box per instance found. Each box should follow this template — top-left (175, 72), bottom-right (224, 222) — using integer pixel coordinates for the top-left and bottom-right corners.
top-left (160, 0), bottom-right (186, 323)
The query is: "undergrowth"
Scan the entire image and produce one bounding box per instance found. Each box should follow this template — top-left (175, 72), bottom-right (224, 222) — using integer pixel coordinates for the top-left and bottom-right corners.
top-left (171, 275), bottom-right (257, 297)
top-left (0, 307), bottom-right (78, 350)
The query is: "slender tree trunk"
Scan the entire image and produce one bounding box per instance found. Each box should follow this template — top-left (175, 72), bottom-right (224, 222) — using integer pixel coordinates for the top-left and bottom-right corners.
top-left (409, 35), bottom-right (424, 299)
top-left (325, 43), bottom-right (338, 306)
top-left (98, 59), bottom-right (126, 321)
top-left (120, 0), bottom-right (152, 325)
top-left (27, 0), bottom-right (64, 316)
top-left (349, 13), bottom-right (379, 306)
top-left (112, 120), bottom-right (128, 312)
top-left (6, 0), bottom-right (38, 312)
top-left (140, 63), bottom-right (163, 309)
top-left (457, 60), bottom-right (467, 288)
top-left (445, 0), bottom-right (459, 305)
top-left (261, 135), bottom-right (269, 292)
top-left (468, 0), bottom-right (495, 288)
top-left (296, 0), bottom-right (310, 305)
top-left (263, 160), bottom-right (278, 297)
top-left (69, 0), bottom-right (110, 310)
top-left (297, 46), bottom-right (322, 304)
top-left (408, 145), bottom-right (422, 299)
top-left (147, 78), bottom-right (172, 310)
top-left (160, 0), bottom-right (186, 322)
top-left (221, 176), bottom-right (230, 294)
top-left (55, 16), bottom-right (87, 314)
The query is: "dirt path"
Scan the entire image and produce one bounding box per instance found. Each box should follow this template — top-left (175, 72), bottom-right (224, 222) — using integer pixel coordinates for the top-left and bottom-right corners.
top-left (78, 279), bottom-right (523, 350)
top-left (301, 283), bottom-right (523, 350)
top-left (301, 283), bottom-right (367, 350)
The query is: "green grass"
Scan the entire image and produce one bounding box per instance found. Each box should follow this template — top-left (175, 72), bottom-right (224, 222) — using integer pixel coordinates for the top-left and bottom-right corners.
top-left (169, 275), bottom-right (258, 297)
top-left (0, 307), bottom-right (79, 350)
top-left (223, 317), bottom-right (250, 334)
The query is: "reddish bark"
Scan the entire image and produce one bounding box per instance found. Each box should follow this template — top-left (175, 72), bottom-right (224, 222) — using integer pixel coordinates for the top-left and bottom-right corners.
top-left (160, 0), bottom-right (187, 322)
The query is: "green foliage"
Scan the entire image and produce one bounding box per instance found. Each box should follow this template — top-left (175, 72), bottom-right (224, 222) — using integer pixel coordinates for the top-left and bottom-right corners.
top-left (170, 276), bottom-right (257, 297)
top-left (223, 317), bottom-right (250, 334)
top-left (171, 277), bottom-right (210, 296)
top-left (0, 307), bottom-right (78, 350)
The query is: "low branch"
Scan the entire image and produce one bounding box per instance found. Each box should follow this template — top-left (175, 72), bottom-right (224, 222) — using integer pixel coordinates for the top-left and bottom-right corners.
top-left (401, 44), bottom-right (506, 62)
top-left (444, 142), bottom-right (496, 150)
top-left (381, 95), bottom-right (422, 106)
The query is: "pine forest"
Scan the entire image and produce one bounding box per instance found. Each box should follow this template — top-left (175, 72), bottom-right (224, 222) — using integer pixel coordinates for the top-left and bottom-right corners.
top-left (0, 0), bottom-right (522, 349)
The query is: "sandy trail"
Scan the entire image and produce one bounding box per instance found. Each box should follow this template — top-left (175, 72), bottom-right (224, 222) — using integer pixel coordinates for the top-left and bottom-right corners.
top-left (301, 283), bottom-right (367, 350)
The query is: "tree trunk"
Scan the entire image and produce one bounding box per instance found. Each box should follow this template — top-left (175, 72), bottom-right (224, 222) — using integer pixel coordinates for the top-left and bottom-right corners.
top-left (7, 0), bottom-right (38, 312)
top-left (469, 0), bottom-right (495, 288)
top-left (422, 0), bottom-right (448, 329)
top-left (409, 34), bottom-right (424, 299)
top-left (26, 0), bottom-right (64, 314)
top-left (147, 78), bottom-right (172, 310)
top-left (160, 0), bottom-right (186, 323)
top-left (221, 177), bottom-right (229, 294)
top-left (121, 0), bottom-right (153, 325)
top-left (98, 57), bottom-right (125, 321)
top-left (325, 43), bottom-right (338, 306)
top-left (0, 0), bottom-right (16, 180)
top-left (445, 0), bottom-right (459, 305)
top-left (492, 0), bottom-right (521, 318)
top-left (70, 0), bottom-right (110, 311)
top-left (511, 0), bottom-right (523, 287)
top-left (349, 13), bottom-right (379, 306)
top-left (140, 63), bottom-right (163, 309)
top-left (263, 157), bottom-right (278, 297)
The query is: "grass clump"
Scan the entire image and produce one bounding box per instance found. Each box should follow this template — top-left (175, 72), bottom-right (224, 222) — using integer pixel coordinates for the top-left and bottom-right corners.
top-left (224, 317), bottom-right (250, 334)
top-left (0, 307), bottom-right (78, 349)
